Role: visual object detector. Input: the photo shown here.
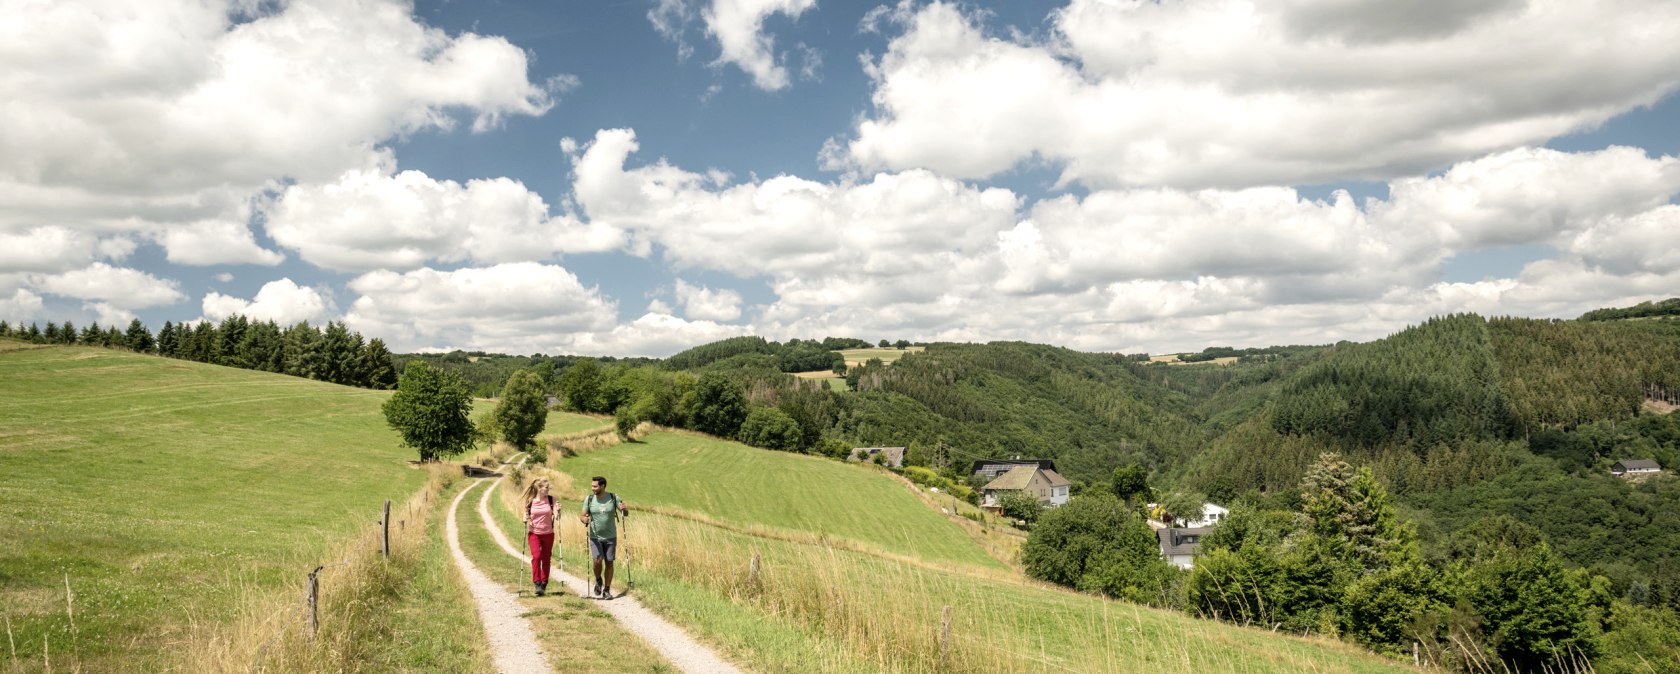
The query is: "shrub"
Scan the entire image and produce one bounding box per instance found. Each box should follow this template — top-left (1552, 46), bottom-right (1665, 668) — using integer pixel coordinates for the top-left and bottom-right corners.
top-left (739, 406), bottom-right (800, 451)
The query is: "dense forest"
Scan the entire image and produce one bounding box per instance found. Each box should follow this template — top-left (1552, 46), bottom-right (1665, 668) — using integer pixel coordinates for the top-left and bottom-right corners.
top-left (6, 299), bottom-right (1678, 671)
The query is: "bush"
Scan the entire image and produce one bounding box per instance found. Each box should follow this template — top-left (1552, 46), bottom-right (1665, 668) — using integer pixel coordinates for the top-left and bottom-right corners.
top-left (614, 407), bottom-right (639, 441)
top-left (739, 406), bottom-right (801, 450)
top-left (1023, 493), bottom-right (1179, 607)
top-left (996, 491), bottom-right (1042, 526)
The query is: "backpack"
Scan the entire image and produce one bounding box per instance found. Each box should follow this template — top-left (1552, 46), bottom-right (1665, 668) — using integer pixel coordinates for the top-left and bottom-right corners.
top-left (584, 492), bottom-right (620, 515)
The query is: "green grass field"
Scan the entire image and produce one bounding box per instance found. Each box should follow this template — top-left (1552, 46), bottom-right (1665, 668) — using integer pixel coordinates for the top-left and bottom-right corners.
top-left (541, 411), bottom-right (613, 436)
top-left (0, 344), bottom-right (441, 671)
top-left (547, 430), bottom-right (1412, 673)
top-left (556, 431), bottom-right (1002, 570)
top-left (836, 346), bottom-right (923, 366)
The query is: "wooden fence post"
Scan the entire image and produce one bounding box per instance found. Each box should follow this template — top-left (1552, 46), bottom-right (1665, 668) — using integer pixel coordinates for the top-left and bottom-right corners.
top-left (382, 500), bottom-right (391, 559)
top-left (306, 566), bottom-right (322, 639)
top-left (747, 553), bottom-right (761, 591)
top-left (939, 605), bottom-right (953, 662)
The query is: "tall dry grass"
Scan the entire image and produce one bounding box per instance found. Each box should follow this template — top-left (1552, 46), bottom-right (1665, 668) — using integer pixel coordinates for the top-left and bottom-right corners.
top-left (177, 462), bottom-right (465, 673)
top-left (487, 466), bottom-right (1408, 674)
top-left (543, 421), bottom-right (650, 458)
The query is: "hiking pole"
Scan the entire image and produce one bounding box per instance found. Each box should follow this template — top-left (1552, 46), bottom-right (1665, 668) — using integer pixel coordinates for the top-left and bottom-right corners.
top-left (622, 508), bottom-right (633, 594)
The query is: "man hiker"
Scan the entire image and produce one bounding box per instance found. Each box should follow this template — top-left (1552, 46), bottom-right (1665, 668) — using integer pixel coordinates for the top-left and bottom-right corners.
top-left (580, 475), bottom-right (629, 598)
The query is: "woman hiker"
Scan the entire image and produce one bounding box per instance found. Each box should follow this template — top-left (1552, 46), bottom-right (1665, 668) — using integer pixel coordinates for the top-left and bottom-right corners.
top-left (521, 477), bottom-right (558, 596)
top-left (580, 475), bottom-right (629, 598)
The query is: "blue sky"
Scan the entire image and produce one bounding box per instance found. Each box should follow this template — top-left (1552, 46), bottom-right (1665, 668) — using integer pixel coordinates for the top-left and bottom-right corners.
top-left (4, 0), bottom-right (1680, 356)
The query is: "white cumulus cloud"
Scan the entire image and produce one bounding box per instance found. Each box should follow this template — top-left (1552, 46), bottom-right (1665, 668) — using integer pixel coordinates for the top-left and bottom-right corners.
top-left (264, 163), bottom-right (623, 272)
top-left (674, 280), bottom-right (744, 321)
top-left (704, 0), bottom-right (818, 90)
top-left (834, 0), bottom-right (1680, 189)
top-left (342, 263), bottom-right (621, 353)
top-left (201, 278), bottom-right (333, 325)
top-left (30, 263), bottom-right (186, 311)
top-left (0, 0), bottom-right (555, 265)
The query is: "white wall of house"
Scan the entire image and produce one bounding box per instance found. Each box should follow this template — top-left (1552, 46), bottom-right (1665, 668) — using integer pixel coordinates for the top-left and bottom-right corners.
top-left (1049, 485), bottom-right (1069, 507)
top-left (1166, 554), bottom-right (1194, 570)
top-left (1178, 502), bottom-right (1228, 528)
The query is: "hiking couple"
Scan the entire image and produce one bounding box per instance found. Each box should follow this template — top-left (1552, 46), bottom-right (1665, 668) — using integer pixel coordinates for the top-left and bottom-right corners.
top-left (521, 475), bottom-right (630, 599)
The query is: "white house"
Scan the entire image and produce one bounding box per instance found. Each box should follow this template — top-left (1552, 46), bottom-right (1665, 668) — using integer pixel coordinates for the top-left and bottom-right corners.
top-left (1147, 501), bottom-right (1228, 529)
top-left (1611, 459), bottom-right (1661, 477)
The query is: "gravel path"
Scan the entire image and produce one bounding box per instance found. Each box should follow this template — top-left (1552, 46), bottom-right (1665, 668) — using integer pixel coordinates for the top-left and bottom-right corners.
top-left (476, 475), bottom-right (744, 674)
top-left (445, 477), bottom-right (553, 674)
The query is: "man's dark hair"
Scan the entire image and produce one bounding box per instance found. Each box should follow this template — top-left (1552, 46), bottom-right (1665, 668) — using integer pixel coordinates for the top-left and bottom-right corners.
top-left (592, 476), bottom-right (607, 487)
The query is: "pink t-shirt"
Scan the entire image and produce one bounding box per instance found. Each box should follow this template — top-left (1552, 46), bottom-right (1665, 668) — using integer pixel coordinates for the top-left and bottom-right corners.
top-left (528, 496), bottom-right (555, 535)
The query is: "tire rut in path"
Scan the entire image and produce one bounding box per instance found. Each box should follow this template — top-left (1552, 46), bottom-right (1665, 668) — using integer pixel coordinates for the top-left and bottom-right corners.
top-left (446, 477), bottom-right (553, 674)
top-left (476, 471), bottom-right (744, 674)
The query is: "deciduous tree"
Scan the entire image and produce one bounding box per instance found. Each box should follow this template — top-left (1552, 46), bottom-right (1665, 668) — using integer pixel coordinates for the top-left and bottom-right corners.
top-left (382, 362), bottom-right (475, 462)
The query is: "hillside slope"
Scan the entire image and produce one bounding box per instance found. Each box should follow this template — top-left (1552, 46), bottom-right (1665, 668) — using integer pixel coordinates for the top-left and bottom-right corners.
top-left (538, 429), bottom-right (1412, 674)
top-left (0, 343), bottom-right (430, 671)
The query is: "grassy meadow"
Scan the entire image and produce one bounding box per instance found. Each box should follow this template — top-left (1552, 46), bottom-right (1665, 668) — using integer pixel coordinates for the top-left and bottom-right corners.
top-left (836, 346), bottom-right (924, 366)
top-left (792, 370), bottom-right (850, 392)
top-left (541, 430), bottom-right (1413, 673)
top-left (554, 431), bottom-right (1002, 570)
top-left (0, 343), bottom-right (442, 672)
top-left (541, 411), bottom-right (614, 436)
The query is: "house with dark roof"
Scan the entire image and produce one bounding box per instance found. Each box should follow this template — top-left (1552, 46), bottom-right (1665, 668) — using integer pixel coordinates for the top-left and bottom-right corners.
top-left (969, 458), bottom-right (1058, 481)
top-left (1611, 459), bottom-right (1661, 477)
top-left (981, 465), bottom-right (1071, 509)
top-left (1157, 527), bottom-right (1210, 569)
top-left (849, 446), bottom-right (906, 468)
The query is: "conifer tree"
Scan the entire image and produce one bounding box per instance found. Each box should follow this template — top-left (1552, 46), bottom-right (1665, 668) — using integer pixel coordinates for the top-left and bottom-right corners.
top-left (362, 338), bottom-right (398, 389)
top-left (125, 319), bottom-right (154, 353)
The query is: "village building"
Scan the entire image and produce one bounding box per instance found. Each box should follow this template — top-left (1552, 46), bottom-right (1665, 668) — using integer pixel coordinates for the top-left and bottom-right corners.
top-left (1146, 501), bottom-right (1228, 529)
top-left (1157, 527), bottom-right (1210, 569)
top-left (848, 446), bottom-right (906, 468)
top-left (969, 458), bottom-right (1058, 481)
top-left (1611, 459), bottom-right (1662, 478)
top-left (980, 464), bottom-right (1071, 509)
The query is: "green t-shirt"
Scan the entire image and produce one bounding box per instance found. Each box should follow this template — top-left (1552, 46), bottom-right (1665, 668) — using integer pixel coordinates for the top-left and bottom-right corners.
top-left (583, 493), bottom-right (620, 540)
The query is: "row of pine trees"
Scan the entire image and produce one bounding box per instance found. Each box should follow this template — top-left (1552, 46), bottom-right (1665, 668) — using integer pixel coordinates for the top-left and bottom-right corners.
top-left (0, 315), bottom-right (397, 390)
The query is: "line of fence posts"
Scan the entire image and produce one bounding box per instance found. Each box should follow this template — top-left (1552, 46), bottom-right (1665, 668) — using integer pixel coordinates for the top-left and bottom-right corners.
top-left (304, 499), bottom-right (395, 641)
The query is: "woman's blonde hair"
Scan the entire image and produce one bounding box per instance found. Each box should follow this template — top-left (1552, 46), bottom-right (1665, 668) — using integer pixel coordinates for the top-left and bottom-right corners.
top-left (521, 477), bottom-right (551, 508)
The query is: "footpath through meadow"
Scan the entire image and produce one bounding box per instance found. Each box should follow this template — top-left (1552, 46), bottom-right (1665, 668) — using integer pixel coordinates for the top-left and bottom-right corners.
top-left (446, 454), bottom-right (742, 674)
top-left (445, 474), bottom-right (553, 673)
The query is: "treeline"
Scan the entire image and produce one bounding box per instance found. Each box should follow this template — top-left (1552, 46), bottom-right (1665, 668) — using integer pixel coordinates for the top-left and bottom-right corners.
top-left (1024, 453), bottom-right (1679, 673)
top-left (661, 335), bottom-right (860, 373)
top-left (0, 315), bottom-right (397, 390)
top-left (394, 351), bottom-right (658, 399)
top-left (1172, 344), bottom-right (1320, 363)
top-left (1581, 297), bottom-right (1680, 321)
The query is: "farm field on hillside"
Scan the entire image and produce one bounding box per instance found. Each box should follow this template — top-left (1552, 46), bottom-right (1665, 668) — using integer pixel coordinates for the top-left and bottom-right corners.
top-left (792, 370), bottom-right (849, 391)
top-left (0, 345), bottom-right (430, 671)
top-left (836, 346), bottom-right (923, 366)
top-left (553, 431), bottom-right (1002, 570)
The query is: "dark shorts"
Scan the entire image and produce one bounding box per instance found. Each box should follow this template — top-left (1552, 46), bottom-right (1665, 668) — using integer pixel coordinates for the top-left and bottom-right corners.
top-left (589, 537), bottom-right (618, 561)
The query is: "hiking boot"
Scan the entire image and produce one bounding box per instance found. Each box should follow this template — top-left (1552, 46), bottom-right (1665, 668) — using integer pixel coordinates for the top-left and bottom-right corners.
top-left (534, 582), bottom-right (545, 596)
top-left (594, 580), bottom-right (604, 598)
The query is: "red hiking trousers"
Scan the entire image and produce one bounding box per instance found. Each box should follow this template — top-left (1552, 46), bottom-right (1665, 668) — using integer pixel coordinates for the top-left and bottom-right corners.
top-left (528, 532), bottom-right (555, 583)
